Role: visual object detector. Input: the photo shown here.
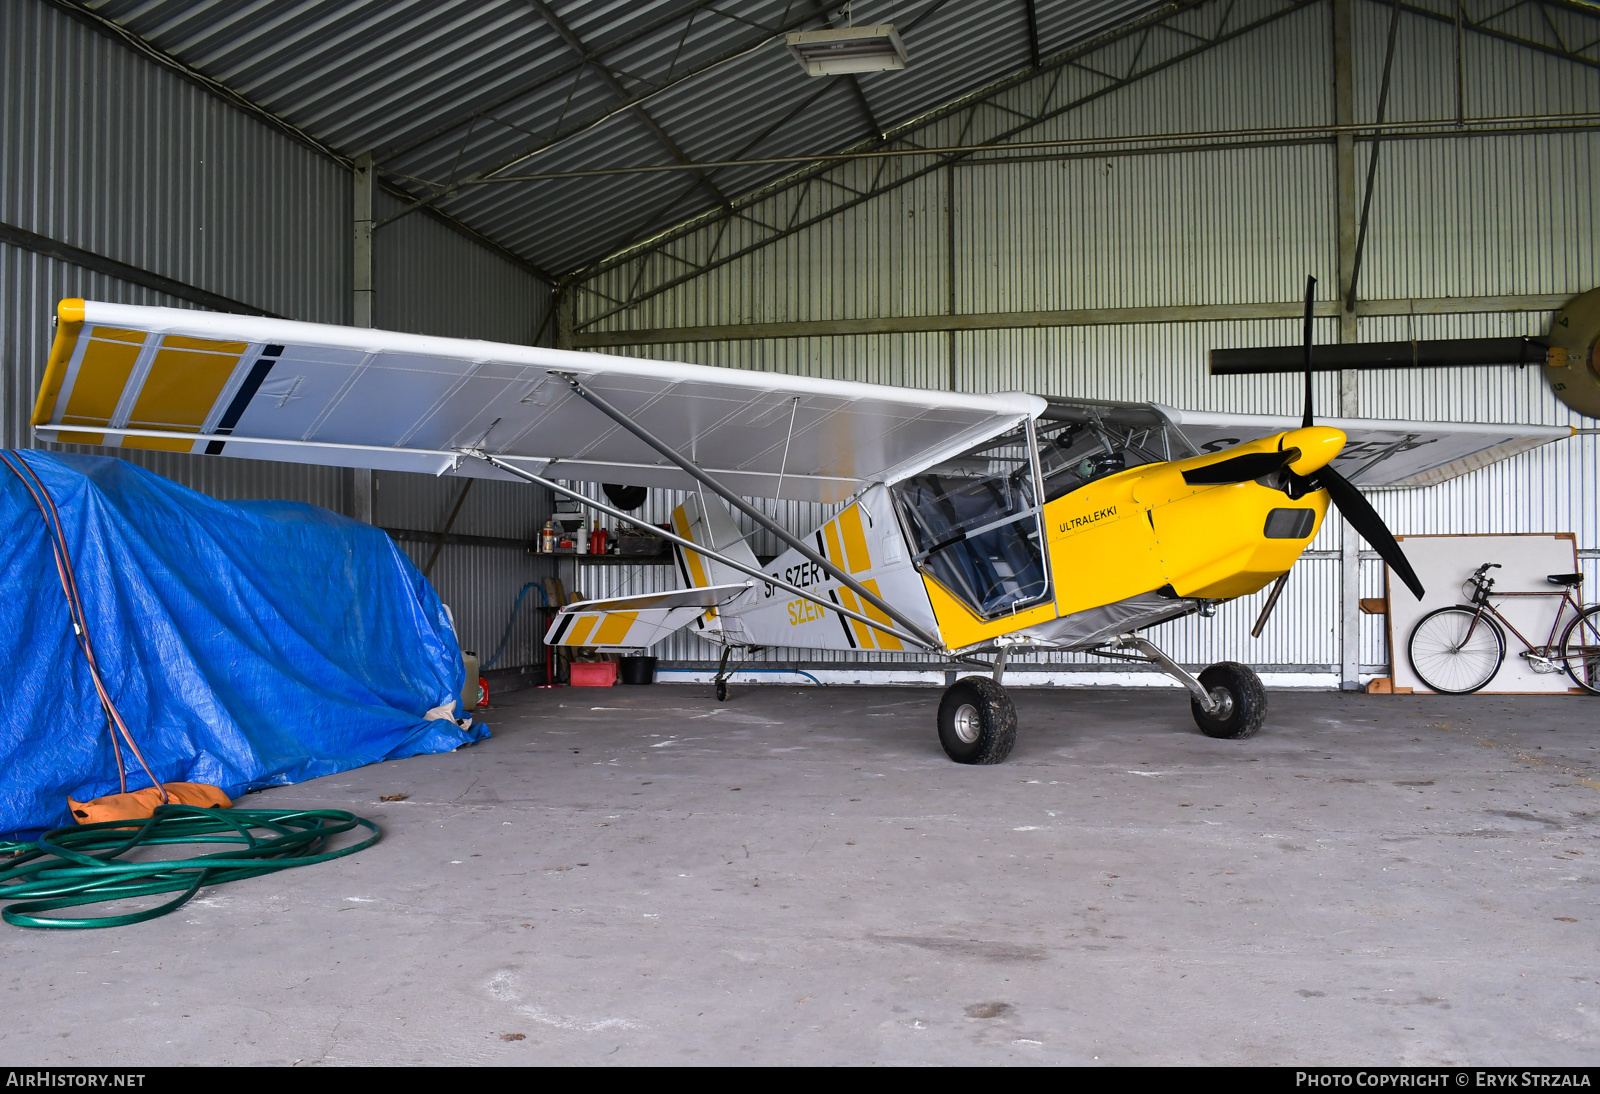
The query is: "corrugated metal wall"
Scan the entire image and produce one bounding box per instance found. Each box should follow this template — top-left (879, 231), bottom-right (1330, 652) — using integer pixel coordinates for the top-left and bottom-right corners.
top-left (571, 0), bottom-right (1600, 681)
top-left (369, 187), bottom-right (555, 665)
top-left (1, 0), bottom-right (553, 667)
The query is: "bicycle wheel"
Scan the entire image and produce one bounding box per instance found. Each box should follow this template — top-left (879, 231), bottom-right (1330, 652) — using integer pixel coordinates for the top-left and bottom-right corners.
top-left (1408, 606), bottom-right (1505, 694)
top-left (1560, 604), bottom-right (1600, 696)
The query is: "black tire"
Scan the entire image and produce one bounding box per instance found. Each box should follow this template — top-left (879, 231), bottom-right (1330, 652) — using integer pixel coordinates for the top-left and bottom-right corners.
top-left (1408, 605), bottom-right (1505, 694)
top-left (714, 680), bottom-right (729, 702)
top-left (937, 677), bottom-right (1017, 764)
top-left (1560, 605), bottom-right (1600, 696)
top-left (1189, 661), bottom-right (1267, 740)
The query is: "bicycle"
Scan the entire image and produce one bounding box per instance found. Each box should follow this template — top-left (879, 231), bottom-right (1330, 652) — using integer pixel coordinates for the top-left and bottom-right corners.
top-left (1407, 562), bottom-right (1600, 695)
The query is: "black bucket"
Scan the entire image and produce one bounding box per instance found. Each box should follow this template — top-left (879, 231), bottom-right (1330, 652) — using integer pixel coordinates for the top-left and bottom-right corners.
top-left (619, 655), bottom-right (657, 685)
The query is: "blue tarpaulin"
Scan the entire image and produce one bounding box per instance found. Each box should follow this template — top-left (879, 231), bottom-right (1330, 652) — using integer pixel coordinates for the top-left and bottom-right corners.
top-left (0, 450), bottom-right (487, 839)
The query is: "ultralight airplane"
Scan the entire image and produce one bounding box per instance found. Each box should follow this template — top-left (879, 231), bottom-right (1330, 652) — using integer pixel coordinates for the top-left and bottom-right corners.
top-left (30, 284), bottom-right (1576, 763)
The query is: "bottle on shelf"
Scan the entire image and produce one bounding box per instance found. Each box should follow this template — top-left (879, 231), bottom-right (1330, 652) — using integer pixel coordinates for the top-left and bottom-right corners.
top-left (540, 519), bottom-right (555, 554)
top-left (575, 522), bottom-right (589, 555)
top-left (591, 520), bottom-right (607, 556)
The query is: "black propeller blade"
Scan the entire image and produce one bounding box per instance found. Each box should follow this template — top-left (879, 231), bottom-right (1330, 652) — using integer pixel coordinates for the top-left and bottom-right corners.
top-left (1294, 272), bottom-right (1424, 599)
top-left (1305, 463), bottom-right (1425, 600)
top-left (1182, 448), bottom-right (1299, 486)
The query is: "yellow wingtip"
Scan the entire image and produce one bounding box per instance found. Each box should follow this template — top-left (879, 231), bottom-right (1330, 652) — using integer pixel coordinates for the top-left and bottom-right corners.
top-left (33, 301), bottom-right (88, 426)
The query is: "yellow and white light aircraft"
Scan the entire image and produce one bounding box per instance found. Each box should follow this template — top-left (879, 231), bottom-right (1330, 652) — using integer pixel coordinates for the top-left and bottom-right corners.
top-left (31, 289), bottom-right (1575, 763)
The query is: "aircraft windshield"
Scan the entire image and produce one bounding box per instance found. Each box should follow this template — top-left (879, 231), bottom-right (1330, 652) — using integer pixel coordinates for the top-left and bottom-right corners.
top-left (891, 423), bottom-right (1049, 619)
top-left (1035, 399), bottom-right (1196, 503)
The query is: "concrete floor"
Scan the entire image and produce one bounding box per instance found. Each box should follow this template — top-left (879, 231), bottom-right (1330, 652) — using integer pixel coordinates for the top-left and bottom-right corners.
top-left (4, 683), bottom-right (1599, 1066)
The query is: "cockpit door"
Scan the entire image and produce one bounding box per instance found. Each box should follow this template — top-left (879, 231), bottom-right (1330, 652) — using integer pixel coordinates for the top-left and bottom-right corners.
top-left (891, 420), bottom-right (1052, 623)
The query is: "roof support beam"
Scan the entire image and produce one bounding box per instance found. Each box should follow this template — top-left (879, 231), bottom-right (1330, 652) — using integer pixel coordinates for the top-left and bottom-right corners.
top-left (565, 0), bottom-right (1600, 317)
top-left (527, 0), bottom-right (731, 211)
top-left (1399, 0), bottom-right (1600, 70)
top-left (567, 0), bottom-right (1310, 328)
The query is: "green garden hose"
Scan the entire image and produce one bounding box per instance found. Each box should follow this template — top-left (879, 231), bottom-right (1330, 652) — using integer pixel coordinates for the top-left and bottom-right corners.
top-left (0, 804), bottom-right (379, 929)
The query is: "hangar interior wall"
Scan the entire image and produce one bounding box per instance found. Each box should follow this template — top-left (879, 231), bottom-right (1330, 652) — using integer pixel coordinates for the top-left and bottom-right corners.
top-left (0, 0), bottom-right (555, 668)
top-left (566, 0), bottom-right (1600, 683)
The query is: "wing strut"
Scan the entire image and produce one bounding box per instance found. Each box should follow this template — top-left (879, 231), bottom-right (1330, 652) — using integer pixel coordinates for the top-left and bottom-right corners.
top-left (554, 373), bottom-right (943, 651)
top-left (468, 451), bottom-right (936, 652)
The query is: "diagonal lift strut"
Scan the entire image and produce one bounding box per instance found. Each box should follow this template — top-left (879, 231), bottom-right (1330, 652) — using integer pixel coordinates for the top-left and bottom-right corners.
top-left (468, 452), bottom-right (935, 652)
top-left (554, 373), bottom-right (943, 650)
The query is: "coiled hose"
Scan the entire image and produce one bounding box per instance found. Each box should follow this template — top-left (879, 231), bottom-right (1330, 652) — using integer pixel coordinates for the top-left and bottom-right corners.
top-left (0, 805), bottom-right (379, 929)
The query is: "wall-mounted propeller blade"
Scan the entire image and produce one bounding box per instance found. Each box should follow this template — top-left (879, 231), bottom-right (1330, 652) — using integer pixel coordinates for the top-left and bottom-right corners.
top-left (1301, 274), bottom-right (1316, 429)
top-left (1310, 463), bottom-right (1425, 599)
top-left (1182, 448), bottom-right (1299, 486)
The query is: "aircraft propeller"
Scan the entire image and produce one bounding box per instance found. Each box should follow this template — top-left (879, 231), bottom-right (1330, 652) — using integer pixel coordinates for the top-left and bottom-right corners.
top-left (1185, 275), bottom-right (1426, 600)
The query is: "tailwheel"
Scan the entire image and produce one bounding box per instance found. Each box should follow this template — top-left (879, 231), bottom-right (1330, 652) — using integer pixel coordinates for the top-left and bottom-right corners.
top-left (1189, 661), bottom-right (1267, 740)
top-left (937, 677), bottom-right (1017, 764)
top-left (714, 680), bottom-right (729, 702)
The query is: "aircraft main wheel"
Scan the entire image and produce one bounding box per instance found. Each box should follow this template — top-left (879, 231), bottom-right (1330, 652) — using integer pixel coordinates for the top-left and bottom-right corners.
top-left (1189, 661), bottom-right (1267, 740)
top-left (937, 677), bottom-right (1017, 764)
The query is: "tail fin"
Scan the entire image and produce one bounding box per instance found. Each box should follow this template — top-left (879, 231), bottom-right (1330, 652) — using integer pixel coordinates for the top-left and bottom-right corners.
top-left (669, 494), bottom-right (759, 592)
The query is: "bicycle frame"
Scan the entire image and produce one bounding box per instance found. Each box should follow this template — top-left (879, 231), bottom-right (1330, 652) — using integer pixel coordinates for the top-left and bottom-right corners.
top-left (1461, 584), bottom-right (1587, 665)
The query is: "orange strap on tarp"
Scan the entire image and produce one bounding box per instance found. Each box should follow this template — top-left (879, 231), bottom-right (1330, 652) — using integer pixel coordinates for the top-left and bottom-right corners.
top-left (68, 783), bottom-right (232, 825)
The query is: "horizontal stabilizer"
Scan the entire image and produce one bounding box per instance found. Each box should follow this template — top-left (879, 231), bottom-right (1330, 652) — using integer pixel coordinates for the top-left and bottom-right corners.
top-left (544, 583), bottom-right (751, 650)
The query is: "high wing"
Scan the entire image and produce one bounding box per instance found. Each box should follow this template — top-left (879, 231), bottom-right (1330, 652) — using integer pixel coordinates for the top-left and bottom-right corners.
top-left (1157, 406), bottom-right (1573, 489)
top-left (33, 300), bottom-right (1044, 503)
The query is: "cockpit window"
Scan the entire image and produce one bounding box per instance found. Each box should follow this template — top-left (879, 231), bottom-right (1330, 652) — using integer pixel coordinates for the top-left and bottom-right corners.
top-left (1035, 399), bottom-right (1195, 503)
top-left (891, 423), bottom-right (1049, 618)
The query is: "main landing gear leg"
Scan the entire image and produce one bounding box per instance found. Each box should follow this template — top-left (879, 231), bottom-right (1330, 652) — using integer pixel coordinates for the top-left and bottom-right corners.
top-left (713, 647), bottom-right (732, 703)
top-left (937, 648), bottom-right (1018, 765)
top-left (1111, 635), bottom-right (1267, 740)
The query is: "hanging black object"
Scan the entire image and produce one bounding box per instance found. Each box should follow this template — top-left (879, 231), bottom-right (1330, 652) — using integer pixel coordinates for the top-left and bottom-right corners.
top-left (1301, 274), bottom-right (1316, 428)
top-left (602, 483), bottom-right (649, 511)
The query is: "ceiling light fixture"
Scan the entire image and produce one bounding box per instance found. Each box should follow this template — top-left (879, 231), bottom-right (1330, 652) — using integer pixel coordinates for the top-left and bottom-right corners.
top-left (786, 24), bottom-right (908, 76)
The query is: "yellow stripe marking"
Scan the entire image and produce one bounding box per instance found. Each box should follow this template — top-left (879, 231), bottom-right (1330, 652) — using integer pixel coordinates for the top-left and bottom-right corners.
top-left (565, 615), bottom-right (598, 646)
top-left (823, 521), bottom-right (844, 566)
top-left (61, 338), bottom-right (142, 426)
top-left (837, 588), bottom-right (875, 649)
top-left (126, 343), bottom-right (241, 433)
top-left (593, 612), bottom-right (639, 646)
top-left (56, 431), bottom-right (106, 445)
top-left (858, 579), bottom-right (903, 650)
top-left (672, 507), bottom-right (710, 588)
top-left (839, 505), bottom-right (872, 574)
top-left (672, 505), bottom-right (719, 621)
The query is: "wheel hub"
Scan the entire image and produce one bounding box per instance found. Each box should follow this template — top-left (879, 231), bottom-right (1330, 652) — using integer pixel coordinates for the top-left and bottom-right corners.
top-left (1207, 688), bottom-right (1234, 720)
top-left (952, 702), bottom-right (981, 744)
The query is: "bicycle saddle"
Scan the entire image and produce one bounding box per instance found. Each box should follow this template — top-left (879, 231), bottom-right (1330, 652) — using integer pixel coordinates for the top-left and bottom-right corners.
top-left (1547, 572), bottom-right (1583, 587)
